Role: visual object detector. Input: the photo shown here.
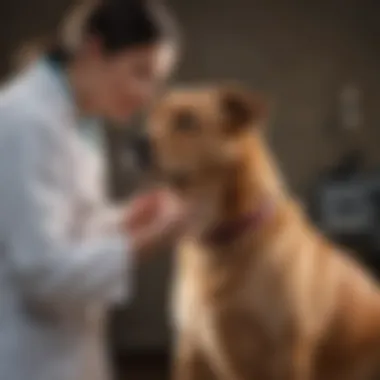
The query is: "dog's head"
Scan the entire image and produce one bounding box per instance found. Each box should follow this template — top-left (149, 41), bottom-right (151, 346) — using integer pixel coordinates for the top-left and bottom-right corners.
top-left (148, 84), bottom-right (267, 194)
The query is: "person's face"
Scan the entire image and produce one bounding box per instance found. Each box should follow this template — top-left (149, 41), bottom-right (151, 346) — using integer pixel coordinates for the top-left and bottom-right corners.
top-left (83, 40), bottom-right (176, 123)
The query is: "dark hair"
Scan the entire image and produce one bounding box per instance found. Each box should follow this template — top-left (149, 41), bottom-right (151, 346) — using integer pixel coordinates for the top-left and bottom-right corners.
top-left (48, 0), bottom-right (176, 64)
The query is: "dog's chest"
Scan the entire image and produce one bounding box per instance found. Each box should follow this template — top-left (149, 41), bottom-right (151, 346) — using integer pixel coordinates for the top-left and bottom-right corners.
top-left (172, 243), bottom-right (294, 341)
top-left (172, 264), bottom-right (281, 379)
top-left (171, 242), bottom-right (306, 380)
top-left (172, 268), bottom-right (200, 333)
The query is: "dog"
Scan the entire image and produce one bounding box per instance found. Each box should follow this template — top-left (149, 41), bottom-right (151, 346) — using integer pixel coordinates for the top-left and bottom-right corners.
top-left (147, 84), bottom-right (380, 380)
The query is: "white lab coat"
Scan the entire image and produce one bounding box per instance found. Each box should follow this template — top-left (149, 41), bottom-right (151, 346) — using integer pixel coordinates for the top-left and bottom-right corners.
top-left (0, 60), bottom-right (133, 380)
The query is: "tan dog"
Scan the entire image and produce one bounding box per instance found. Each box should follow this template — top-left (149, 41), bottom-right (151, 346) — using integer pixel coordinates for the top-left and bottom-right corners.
top-left (148, 84), bottom-right (380, 380)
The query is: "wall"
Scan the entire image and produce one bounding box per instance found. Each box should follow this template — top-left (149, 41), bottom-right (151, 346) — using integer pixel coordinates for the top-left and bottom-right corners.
top-left (0, 0), bottom-right (76, 79)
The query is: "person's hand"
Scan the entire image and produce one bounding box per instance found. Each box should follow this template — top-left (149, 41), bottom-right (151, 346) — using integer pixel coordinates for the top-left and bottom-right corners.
top-left (122, 189), bottom-right (188, 258)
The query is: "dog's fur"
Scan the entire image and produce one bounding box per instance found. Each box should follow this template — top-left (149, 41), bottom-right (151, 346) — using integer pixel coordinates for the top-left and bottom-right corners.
top-left (148, 84), bottom-right (380, 380)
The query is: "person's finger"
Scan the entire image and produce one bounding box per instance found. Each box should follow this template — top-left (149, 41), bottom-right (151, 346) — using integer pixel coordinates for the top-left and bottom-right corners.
top-left (125, 190), bottom-right (164, 230)
top-left (124, 189), bottom-right (189, 256)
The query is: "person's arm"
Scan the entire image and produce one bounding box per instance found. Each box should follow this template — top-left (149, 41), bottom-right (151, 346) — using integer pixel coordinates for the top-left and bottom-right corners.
top-left (4, 119), bottom-right (133, 307)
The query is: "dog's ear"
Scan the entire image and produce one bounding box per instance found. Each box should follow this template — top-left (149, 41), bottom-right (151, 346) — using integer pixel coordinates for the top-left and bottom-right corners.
top-left (218, 85), bottom-right (267, 133)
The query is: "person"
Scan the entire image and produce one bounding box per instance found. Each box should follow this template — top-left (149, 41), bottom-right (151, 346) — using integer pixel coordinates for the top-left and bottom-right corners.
top-left (0, 1), bottom-right (184, 379)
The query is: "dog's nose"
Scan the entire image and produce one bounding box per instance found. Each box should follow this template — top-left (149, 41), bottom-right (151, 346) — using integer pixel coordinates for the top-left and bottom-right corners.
top-left (133, 134), bottom-right (153, 170)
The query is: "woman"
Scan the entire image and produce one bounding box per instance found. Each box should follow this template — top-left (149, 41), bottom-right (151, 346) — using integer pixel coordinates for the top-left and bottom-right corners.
top-left (0, 1), bottom-right (183, 379)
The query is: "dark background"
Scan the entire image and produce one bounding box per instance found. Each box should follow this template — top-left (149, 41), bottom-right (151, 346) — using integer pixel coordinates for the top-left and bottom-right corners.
top-left (1, 1), bottom-right (380, 379)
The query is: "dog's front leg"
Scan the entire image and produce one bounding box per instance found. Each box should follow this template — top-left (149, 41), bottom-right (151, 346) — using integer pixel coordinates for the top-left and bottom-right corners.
top-left (172, 335), bottom-right (217, 380)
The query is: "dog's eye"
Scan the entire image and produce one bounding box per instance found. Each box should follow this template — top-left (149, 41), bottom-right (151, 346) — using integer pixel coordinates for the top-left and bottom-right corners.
top-left (174, 111), bottom-right (198, 132)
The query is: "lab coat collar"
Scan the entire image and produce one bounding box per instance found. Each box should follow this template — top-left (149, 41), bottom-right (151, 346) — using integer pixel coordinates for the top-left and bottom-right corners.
top-left (36, 58), bottom-right (104, 152)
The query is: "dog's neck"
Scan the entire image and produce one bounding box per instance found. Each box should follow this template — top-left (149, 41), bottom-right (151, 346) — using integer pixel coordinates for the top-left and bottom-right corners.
top-left (189, 135), bottom-right (287, 243)
top-left (202, 199), bottom-right (275, 246)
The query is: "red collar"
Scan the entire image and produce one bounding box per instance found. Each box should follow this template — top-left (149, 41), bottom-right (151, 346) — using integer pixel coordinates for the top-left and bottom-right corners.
top-left (202, 201), bottom-right (274, 246)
